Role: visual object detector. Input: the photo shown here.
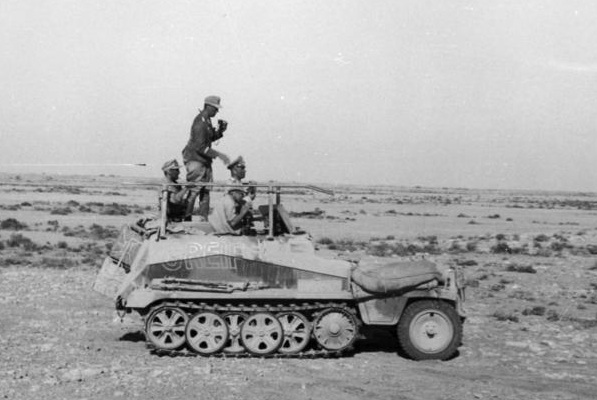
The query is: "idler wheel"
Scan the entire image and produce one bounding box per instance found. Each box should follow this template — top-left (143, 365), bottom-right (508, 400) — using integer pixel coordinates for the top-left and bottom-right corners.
top-left (240, 312), bottom-right (283, 355)
top-left (145, 306), bottom-right (189, 350)
top-left (185, 312), bottom-right (229, 355)
top-left (276, 312), bottom-right (311, 354)
top-left (313, 308), bottom-right (358, 351)
top-left (222, 312), bottom-right (249, 353)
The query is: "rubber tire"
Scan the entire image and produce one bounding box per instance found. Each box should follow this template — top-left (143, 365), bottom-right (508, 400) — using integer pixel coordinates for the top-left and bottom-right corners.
top-left (396, 300), bottom-right (462, 361)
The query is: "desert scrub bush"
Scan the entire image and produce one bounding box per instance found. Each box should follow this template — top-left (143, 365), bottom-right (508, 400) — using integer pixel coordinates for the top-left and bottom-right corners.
top-left (508, 290), bottom-right (536, 301)
top-left (487, 214), bottom-right (500, 219)
top-left (367, 241), bottom-right (393, 257)
top-left (89, 224), bottom-right (119, 240)
top-left (0, 218), bottom-right (28, 230)
top-left (549, 241), bottom-right (570, 252)
top-left (36, 256), bottom-right (77, 269)
top-left (522, 306), bottom-right (546, 316)
top-left (534, 234), bottom-right (550, 243)
top-left (1, 256), bottom-right (28, 266)
top-left (61, 224), bottom-right (119, 240)
top-left (447, 241), bottom-right (465, 254)
top-left (589, 261), bottom-right (597, 271)
top-left (56, 241), bottom-right (68, 249)
top-left (455, 259), bottom-right (478, 267)
top-left (546, 309), bottom-right (560, 322)
top-left (492, 310), bottom-right (519, 323)
top-left (0, 241), bottom-right (4, 250)
top-left (585, 245), bottom-right (597, 255)
top-left (465, 241), bottom-right (478, 252)
top-left (366, 241), bottom-right (440, 257)
top-left (328, 239), bottom-right (367, 252)
top-left (316, 237), bottom-right (334, 245)
top-left (417, 235), bottom-right (438, 244)
top-left (491, 242), bottom-right (511, 254)
top-left (99, 203), bottom-right (132, 216)
top-left (489, 283), bottom-right (506, 292)
top-left (50, 207), bottom-right (72, 215)
top-left (535, 248), bottom-right (553, 257)
top-left (505, 263), bottom-right (537, 274)
top-left (6, 233), bottom-right (39, 251)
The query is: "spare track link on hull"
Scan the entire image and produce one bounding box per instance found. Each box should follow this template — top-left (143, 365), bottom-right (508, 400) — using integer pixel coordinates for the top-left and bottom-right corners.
top-left (144, 300), bottom-right (359, 359)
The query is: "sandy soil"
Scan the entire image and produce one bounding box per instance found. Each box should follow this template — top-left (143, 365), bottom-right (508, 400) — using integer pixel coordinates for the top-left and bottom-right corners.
top-left (0, 173), bottom-right (596, 399)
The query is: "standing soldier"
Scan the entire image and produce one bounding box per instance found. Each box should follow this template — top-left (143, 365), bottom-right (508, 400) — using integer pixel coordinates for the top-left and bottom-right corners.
top-left (182, 95), bottom-right (230, 221)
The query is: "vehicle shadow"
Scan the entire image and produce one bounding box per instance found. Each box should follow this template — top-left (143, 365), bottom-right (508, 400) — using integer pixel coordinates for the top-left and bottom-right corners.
top-left (119, 330), bottom-right (146, 343)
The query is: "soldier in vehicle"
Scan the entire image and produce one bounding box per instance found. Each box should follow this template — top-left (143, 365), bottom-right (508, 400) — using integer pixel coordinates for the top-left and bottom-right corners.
top-left (161, 159), bottom-right (190, 222)
top-left (182, 95), bottom-right (231, 221)
top-left (227, 156), bottom-right (246, 184)
top-left (227, 155), bottom-right (256, 205)
top-left (208, 185), bottom-right (253, 234)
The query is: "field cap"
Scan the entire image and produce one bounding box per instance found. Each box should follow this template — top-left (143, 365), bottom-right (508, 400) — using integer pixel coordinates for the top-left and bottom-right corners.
top-left (227, 156), bottom-right (245, 170)
top-left (228, 183), bottom-right (245, 193)
top-left (162, 159), bottom-right (181, 171)
top-left (204, 95), bottom-right (222, 109)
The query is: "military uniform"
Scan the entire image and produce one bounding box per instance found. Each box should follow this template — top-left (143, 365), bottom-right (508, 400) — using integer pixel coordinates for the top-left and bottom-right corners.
top-left (182, 96), bottom-right (228, 220)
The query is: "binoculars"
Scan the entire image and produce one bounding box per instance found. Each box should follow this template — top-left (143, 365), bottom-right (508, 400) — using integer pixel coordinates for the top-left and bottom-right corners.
top-left (217, 119), bottom-right (228, 131)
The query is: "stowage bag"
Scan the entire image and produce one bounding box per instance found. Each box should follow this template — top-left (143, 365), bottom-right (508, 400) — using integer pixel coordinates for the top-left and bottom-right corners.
top-left (351, 260), bottom-right (442, 294)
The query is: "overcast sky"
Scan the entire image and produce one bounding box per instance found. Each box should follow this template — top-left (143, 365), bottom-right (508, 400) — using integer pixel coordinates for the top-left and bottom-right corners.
top-left (1, 0), bottom-right (596, 191)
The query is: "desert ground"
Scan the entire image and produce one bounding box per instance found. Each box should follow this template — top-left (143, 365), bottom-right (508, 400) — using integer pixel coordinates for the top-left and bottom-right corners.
top-left (0, 172), bottom-right (596, 400)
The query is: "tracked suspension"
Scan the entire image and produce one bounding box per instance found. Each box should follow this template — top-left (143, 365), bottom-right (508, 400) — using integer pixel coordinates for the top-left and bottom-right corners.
top-left (144, 301), bottom-right (360, 358)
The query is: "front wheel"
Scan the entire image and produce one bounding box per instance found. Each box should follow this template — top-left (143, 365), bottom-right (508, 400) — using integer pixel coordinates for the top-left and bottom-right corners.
top-left (396, 300), bottom-right (462, 361)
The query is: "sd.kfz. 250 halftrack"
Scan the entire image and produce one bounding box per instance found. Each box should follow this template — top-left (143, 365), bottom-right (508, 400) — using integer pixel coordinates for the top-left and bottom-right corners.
top-left (94, 182), bottom-right (466, 360)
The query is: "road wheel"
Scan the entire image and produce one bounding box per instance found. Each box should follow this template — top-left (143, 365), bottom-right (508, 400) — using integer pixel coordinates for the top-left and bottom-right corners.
top-left (276, 311), bottom-right (311, 354)
top-left (240, 312), bottom-right (283, 355)
top-left (185, 312), bottom-right (229, 355)
top-left (397, 300), bottom-right (461, 361)
top-left (145, 306), bottom-right (188, 350)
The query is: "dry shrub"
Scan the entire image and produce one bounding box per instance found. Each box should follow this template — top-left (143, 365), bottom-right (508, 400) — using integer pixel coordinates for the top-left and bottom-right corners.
top-left (506, 263), bottom-right (537, 274)
top-left (492, 310), bottom-right (519, 323)
top-left (317, 237), bottom-right (334, 245)
top-left (50, 207), bottom-right (72, 215)
top-left (546, 309), bottom-right (560, 322)
top-left (491, 242), bottom-right (511, 254)
top-left (522, 306), bottom-right (546, 316)
top-left (455, 259), bottom-right (478, 267)
top-left (6, 233), bottom-right (38, 251)
top-left (36, 256), bottom-right (77, 269)
top-left (1, 218), bottom-right (28, 230)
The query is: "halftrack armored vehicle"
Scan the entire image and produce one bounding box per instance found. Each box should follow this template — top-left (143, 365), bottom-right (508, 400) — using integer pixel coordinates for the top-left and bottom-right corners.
top-left (94, 182), bottom-right (466, 360)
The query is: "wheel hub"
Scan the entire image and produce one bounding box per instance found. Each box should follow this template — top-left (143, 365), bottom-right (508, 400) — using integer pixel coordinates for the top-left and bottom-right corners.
top-left (329, 323), bottom-right (341, 335)
top-left (423, 321), bottom-right (438, 337)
